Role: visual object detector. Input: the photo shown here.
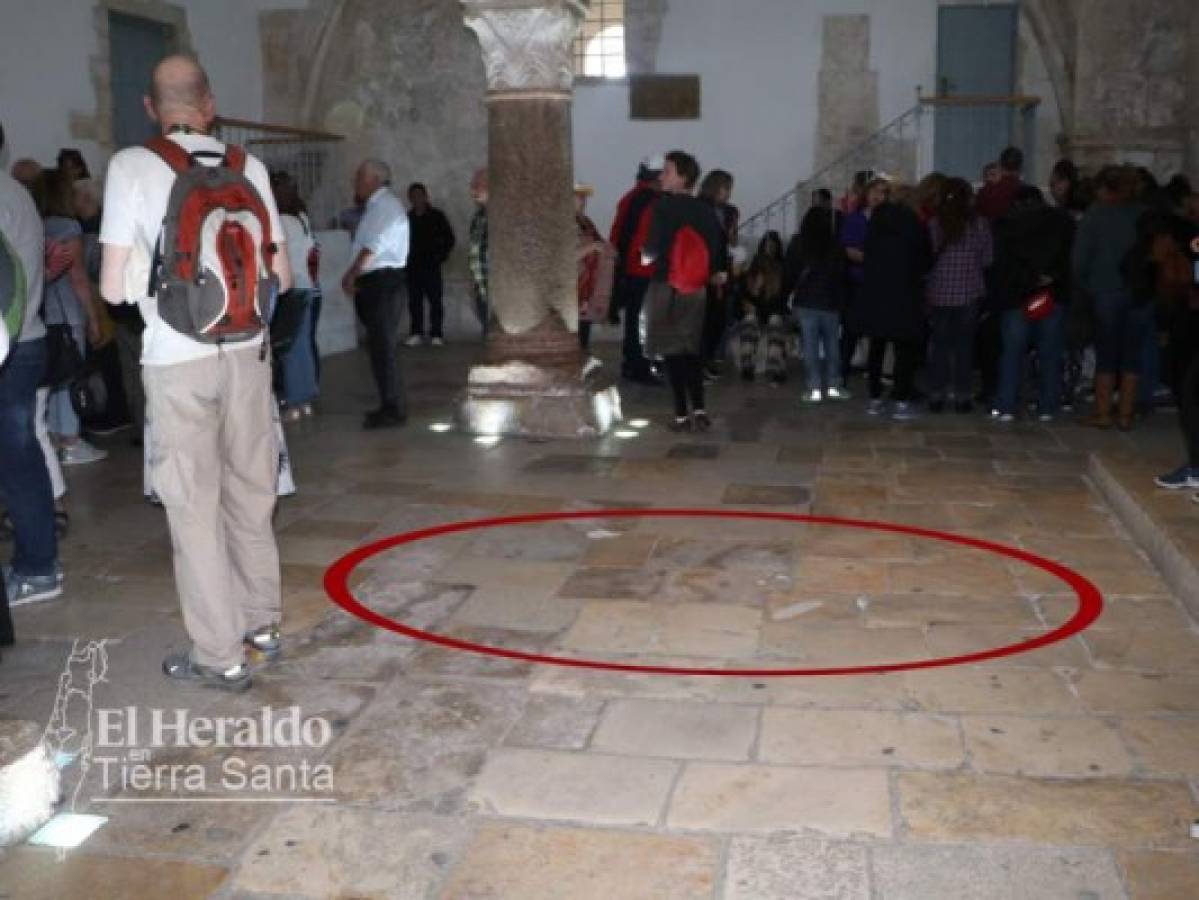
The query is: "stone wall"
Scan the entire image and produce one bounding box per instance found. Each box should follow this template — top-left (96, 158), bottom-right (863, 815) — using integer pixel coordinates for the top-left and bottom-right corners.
top-left (261, 0), bottom-right (489, 335)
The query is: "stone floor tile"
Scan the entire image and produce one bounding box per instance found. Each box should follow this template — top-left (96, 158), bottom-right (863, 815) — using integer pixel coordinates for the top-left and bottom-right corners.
top-left (559, 601), bottom-right (761, 658)
top-left (0, 848), bottom-right (228, 899)
top-left (232, 805), bottom-right (469, 899)
top-left (863, 594), bottom-right (1040, 629)
top-left (468, 747), bottom-right (676, 825)
top-left (904, 668), bottom-right (1082, 715)
top-left (661, 567), bottom-right (792, 607)
top-left (591, 698), bottom-right (759, 760)
top-left (449, 584), bottom-right (583, 633)
top-left (871, 844), bottom-right (1128, 900)
top-left (760, 623), bottom-right (931, 667)
top-left (581, 533), bottom-right (658, 567)
top-left (924, 625), bottom-right (1092, 668)
top-left (793, 557), bottom-right (891, 594)
top-left (1118, 718), bottom-right (1199, 776)
top-left (1071, 671), bottom-right (1199, 714)
top-left (961, 715), bottom-right (1134, 777)
top-left (898, 772), bottom-right (1196, 847)
top-left (442, 822), bottom-right (718, 900)
top-left (668, 764), bottom-right (891, 836)
top-left (556, 566), bottom-right (668, 600)
top-left (278, 517), bottom-right (380, 540)
top-left (723, 483), bottom-right (813, 505)
top-left (1116, 850), bottom-right (1199, 900)
top-left (1084, 628), bottom-right (1199, 672)
top-left (502, 695), bottom-right (606, 750)
top-left (1039, 595), bottom-right (1192, 632)
top-left (759, 709), bottom-right (962, 769)
top-left (83, 800), bottom-right (275, 864)
top-left (888, 560), bottom-right (1021, 597)
top-left (724, 835), bottom-right (870, 900)
top-left (794, 527), bottom-right (916, 560)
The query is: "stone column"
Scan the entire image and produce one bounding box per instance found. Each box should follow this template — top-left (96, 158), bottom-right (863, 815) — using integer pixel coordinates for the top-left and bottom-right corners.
top-left (459, 0), bottom-right (620, 438)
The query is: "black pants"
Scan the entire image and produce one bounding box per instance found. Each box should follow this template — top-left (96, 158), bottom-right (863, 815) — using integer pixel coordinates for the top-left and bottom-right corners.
top-left (354, 268), bottom-right (406, 412)
top-left (927, 303), bottom-right (978, 400)
top-left (578, 320), bottom-right (592, 351)
top-left (976, 309), bottom-right (1002, 404)
top-left (663, 353), bottom-right (705, 417)
top-left (701, 285), bottom-right (729, 364)
top-left (867, 338), bottom-right (920, 401)
top-left (407, 265), bottom-right (444, 338)
top-left (1171, 310), bottom-right (1199, 467)
top-left (311, 288), bottom-right (323, 386)
top-left (620, 275), bottom-right (652, 376)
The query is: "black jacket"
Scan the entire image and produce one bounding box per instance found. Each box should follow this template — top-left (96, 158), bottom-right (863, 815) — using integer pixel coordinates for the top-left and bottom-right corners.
top-left (408, 206), bottom-right (455, 269)
top-left (992, 205), bottom-right (1076, 311)
top-left (859, 202), bottom-right (932, 342)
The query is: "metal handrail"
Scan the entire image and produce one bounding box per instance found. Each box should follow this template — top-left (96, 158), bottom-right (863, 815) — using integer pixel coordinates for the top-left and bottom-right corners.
top-left (740, 102), bottom-right (925, 238)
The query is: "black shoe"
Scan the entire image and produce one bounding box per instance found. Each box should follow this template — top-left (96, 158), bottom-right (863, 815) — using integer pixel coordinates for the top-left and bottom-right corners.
top-left (928, 399), bottom-right (946, 414)
top-left (364, 407), bottom-right (406, 430)
top-left (741, 367), bottom-right (755, 383)
top-left (954, 400), bottom-right (974, 414)
top-left (692, 411), bottom-right (712, 432)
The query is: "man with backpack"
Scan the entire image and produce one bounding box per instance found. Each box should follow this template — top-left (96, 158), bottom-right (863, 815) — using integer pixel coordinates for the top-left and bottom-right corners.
top-left (610, 157), bottom-right (664, 384)
top-left (640, 150), bottom-right (726, 432)
top-left (99, 55), bottom-right (293, 692)
top-left (0, 122), bottom-right (61, 614)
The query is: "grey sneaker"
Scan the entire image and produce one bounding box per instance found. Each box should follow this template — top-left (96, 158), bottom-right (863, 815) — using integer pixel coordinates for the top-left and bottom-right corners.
top-left (162, 652), bottom-right (252, 692)
top-left (826, 386), bottom-right (852, 401)
top-left (4, 566), bottom-right (64, 607)
top-left (60, 440), bottom-right (108, 466)
top-left (244, 624), bottom-right (282, 663)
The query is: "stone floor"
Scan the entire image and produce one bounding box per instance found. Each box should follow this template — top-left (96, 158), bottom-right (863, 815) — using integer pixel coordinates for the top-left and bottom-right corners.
top-left (2, 341), bottom-right (1199, 899)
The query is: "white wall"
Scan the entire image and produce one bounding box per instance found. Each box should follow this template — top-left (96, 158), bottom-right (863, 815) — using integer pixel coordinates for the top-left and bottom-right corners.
top-left (0, 0), bottom-right (303, 176)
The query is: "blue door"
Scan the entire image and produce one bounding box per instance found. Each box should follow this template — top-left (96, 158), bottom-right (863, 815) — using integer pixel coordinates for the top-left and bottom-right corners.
top-left (109, 12), bottom-right (174, 148)
top-left (934, 4), bottom-right (1018, 179)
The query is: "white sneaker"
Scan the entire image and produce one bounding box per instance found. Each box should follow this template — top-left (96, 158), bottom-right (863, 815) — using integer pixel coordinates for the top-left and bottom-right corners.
top-left (60, 440), bottom-right (108, 466)
top-left (404, 334), bottom-right (424, 347)
top-left (826, 386), bottom-right (852, 401)
top-left (430, 337), bottom-right (445, 347)
top-left (801, 389), bottom-right (823, 404)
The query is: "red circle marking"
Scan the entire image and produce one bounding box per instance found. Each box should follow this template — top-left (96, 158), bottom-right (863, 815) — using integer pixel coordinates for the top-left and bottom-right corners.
top-left (323, 509), bottom-right (1103, 677)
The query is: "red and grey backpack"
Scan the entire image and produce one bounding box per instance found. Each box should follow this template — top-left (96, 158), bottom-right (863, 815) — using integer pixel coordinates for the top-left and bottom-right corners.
top-left (147, 136), bottom-right (278, 344)
top-left (668, 224), bottom-right (711, 295)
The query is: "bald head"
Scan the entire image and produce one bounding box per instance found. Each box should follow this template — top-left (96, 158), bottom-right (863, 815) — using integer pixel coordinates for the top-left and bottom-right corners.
top-left (145, 55), bottom-right (214, 131)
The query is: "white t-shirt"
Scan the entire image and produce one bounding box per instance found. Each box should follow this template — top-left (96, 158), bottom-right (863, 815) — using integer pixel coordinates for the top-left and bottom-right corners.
top-left (99, 133), bottom-right (285, 366)
top-left (0, 171), bottom-right (46, 343)
top-left (282, 212), bottom-right (315, 291)
top-left (351, 187), bottom-right (409, 273)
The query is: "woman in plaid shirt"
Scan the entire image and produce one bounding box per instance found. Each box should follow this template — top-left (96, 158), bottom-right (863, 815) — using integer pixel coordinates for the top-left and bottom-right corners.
top-left (925, 178), bottom-right (994, 413)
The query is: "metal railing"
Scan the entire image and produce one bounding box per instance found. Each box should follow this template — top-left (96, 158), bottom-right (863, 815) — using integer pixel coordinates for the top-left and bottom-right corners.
top-left (740, 94), bottom-right (1040, 245)
top-left (212, 116), bottom-right (347, 229)
top-left (740, 102), bottom-right (927, 244)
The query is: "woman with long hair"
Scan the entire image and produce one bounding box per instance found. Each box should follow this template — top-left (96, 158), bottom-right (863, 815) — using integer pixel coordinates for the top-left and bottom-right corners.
top-left (697, 169), bottom-right (736, 378)
top-left (738, 230), bottom-right (788, 383)
top-left (926, 177), bottom-right (992, 413)
top-left (270, 171), bottom-right (319, 422)
top-left (841, 177), bottom-right (891, 391)
top-left (787, 205), bottom-right (849, 402)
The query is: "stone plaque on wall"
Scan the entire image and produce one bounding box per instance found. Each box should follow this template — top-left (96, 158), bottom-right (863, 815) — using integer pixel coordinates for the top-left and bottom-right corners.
top-left (629, 74), bottom-right (701, 120)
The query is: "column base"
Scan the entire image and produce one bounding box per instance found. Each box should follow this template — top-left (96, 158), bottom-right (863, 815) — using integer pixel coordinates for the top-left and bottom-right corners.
top-left (460, 358), bottom-right (622, 439)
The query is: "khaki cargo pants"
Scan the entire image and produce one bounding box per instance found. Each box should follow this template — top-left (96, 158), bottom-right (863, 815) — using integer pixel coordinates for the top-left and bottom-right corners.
top-left (144, 347), bottom-right (281, 669)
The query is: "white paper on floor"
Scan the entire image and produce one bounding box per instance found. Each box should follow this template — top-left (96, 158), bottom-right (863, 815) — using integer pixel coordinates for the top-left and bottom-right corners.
top-left (586, 530), bottom-right (621, 540)
top-left (771, 600), bottom-right (824, 621)
top-left (28, 813), bottom-right (107, 849)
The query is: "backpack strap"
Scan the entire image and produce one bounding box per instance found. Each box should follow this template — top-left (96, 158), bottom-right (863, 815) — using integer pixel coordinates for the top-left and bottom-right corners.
top-left (224, 144), bottom-right (247, 174)
top-left (145, 135), bottom-right (193, 173)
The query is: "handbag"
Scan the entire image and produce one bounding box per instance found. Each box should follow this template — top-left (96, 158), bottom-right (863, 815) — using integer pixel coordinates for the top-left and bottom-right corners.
top-left (1024, 284), bottom-right (1056, 322)
top-left (43, 323), bottom-right (84, 389)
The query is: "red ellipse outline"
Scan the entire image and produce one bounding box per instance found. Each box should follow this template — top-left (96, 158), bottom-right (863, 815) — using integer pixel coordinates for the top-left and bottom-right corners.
top-left (323, 509), bottom-right (1104, 677)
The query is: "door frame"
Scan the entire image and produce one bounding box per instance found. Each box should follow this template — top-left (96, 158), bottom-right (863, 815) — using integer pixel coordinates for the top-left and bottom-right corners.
top-left (89, 0), bottom-right (192, 154)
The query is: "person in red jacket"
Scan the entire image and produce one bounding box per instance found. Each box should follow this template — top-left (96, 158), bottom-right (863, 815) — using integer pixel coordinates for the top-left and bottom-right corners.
top-left (976, 146), bottom-right (1024, 222)
top-left (610, 156), bottom-right (664, 383)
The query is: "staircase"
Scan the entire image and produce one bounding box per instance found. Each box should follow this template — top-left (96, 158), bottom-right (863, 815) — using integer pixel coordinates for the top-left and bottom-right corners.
top-left (739, 102), bottom-right (929, 244)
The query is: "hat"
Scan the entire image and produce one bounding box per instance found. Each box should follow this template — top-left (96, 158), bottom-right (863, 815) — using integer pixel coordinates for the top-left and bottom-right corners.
top-left (637, 154), bottom-right (665, 180)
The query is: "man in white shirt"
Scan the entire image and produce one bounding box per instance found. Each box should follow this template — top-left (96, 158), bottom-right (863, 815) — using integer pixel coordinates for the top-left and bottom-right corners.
top-left (0, 122), bottom-right (61, 620)
top-left (340, 159), bottom-right (409, 429)
top-left (99, 56), bottom-right (292, 692)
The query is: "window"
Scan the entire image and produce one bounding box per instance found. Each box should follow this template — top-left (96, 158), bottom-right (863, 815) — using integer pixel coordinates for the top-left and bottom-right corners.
top-left (574, 0), bottom-right (626, 79)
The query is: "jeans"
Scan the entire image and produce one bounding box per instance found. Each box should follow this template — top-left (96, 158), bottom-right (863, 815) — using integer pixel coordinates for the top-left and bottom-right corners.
top-left (282, 289), bottom-right (319, 407)
top-left (798, 308), bottom-right (843, 391)
top-left (354, 268), bottom-right (407, 413)
top-left (0, 338), bottom-right (58, 576)
top-left (1138, 325), bottom-right (1162, 410)
top-left (996, 305), bottom-right (1066, 416)
top-left (1171, 310), bottom-right (1199, 467)
top-left (927, 303), bottom-right (978, 401)
top-left (663, 354), bottom-right (705, 417)
top-left (47, 323), bottom-right (85, 438)
top-left (310, 289), bottom-right (323, 386)
top-left (1093, 290), bottom-right (1152, 375)
top-left (407, 265), bottom-right (445, 338)
top-left (620, 275), bottom-right (652, 376)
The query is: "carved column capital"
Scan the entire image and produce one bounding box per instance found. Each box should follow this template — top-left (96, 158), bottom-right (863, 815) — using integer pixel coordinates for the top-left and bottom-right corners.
top-left (462, 0), bottom-right (588, 96)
